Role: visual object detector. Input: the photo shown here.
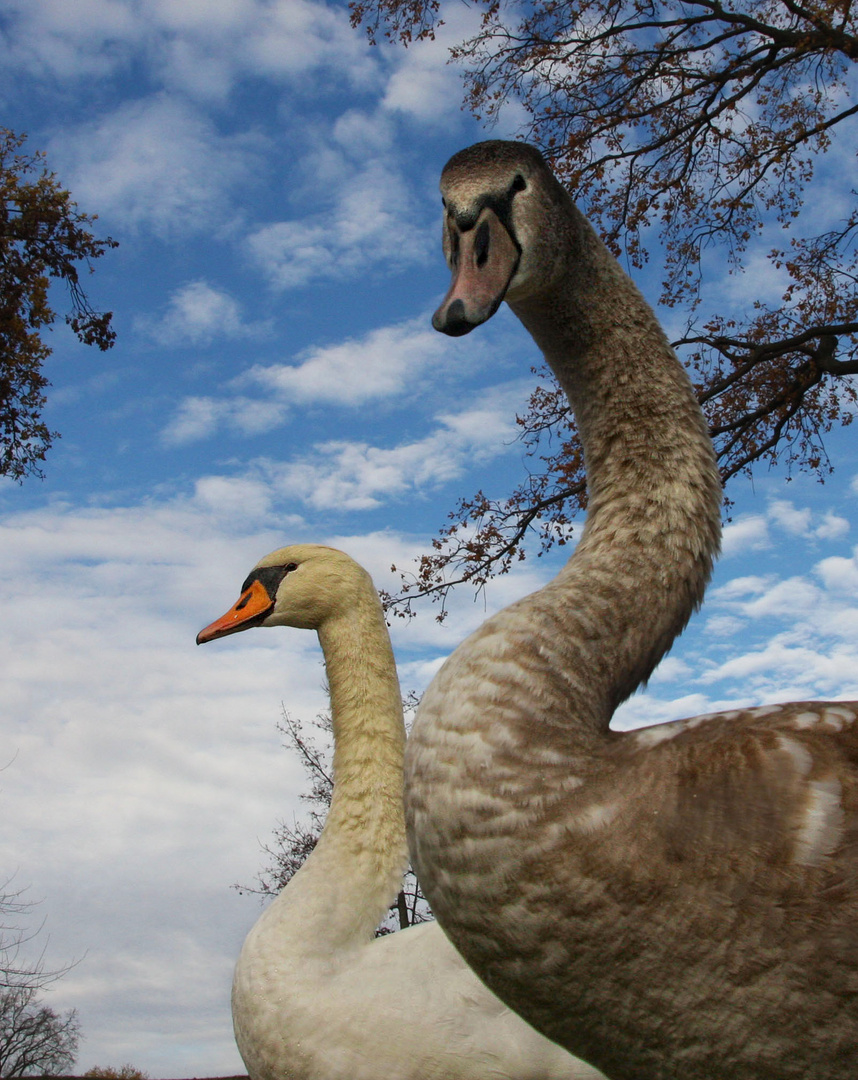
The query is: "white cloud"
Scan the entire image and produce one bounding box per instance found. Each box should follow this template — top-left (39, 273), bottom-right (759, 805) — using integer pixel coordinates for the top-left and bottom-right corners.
top-left (381, 39), bottom-right (463, 125)
top-left (816, 546), bottom-right (858, 594)
top-left (3, 0), bottom-right (377, 101)
top-left (49, 94), bottom-right (263, 235)
top-left (160, 315), bottom-right (491, 444)
top-left (816, 509), bottom-right (851, 541)
top-left (164, 365), bottom-right (527, 501)
top-left (192, 474), bottom-right (277, 519)
top-left (648, 655), bottom-right (692, 683)
top-left (0, 0), bottom-right (142, 79)
top-left (702, 613), bottom-right (746, 637)
top-left (739, 576), bottom-right (823, 619)
top-left (710, 574), bottom-right (773, 601)
top-left (610, 506), bottom-right (858, 732)
top-left (379, 1), bottom-right (483, 127)
top-left (768, 498), bottom-right (850, 541)
top-left (244, 102), bottom-right (443, 289)
top-left (720, 499), bottom-right (850, 557)
top-left (247, 218), bottom-right (337, 288)
top-left (721, 514), bottom-right (769, 556)
top-left (710, 558), bottom-right (857, 627)
top-left (272, 439), bottom-right (424, 510)
top-left (0, 492), bottom-right (322, 1075)
top-left (267, 385), bottom-right (523, 510)
top-left (768, 498), bottom-right (812, 536)
top-left (614, 691), bottom-right (725, 733)
top-left (332, 109), bottom-right (396, 158)
top-left (247, 153), bottom-right (431, 288)
top-left (246, 318), bottom-right (450, 405)
top-left (160, 395), bottom-right (288, 445)
top-left (715, 246), bottom-right (791, 308)
top-left (238, 0), bottom-right (375, 87)
top-left (691, 544), bottom-right (858, 701)
top-left (136, 280), bottom-right (273, 345)
top-left (161, 396), bottom-right (230, 445)
top-left (383, 57), bottom-right (460, 125)
top-left (699, 637), bottom-right (858, 699)
top-left (148, 0), bottom-right (262, 39)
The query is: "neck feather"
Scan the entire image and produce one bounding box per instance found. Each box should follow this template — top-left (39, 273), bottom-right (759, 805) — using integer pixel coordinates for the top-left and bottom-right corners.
top-left (423, 215), bottom-right (722, 759)
top-left (270, 587), bottom-right (407, 948)
top-left (505, 222), bottom-right (722, 739)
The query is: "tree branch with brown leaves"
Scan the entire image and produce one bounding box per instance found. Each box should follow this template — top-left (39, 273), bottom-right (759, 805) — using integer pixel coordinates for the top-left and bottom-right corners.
top-left (382, 317), bottom-right (856, 619)
top-left (0, 128), bottom-right (118, 481)
top-left (353, 0), bottom-right (857, 617)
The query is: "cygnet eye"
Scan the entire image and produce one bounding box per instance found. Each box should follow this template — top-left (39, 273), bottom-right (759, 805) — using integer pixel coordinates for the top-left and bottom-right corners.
top-left (510, 174), bottom-right (526, 194)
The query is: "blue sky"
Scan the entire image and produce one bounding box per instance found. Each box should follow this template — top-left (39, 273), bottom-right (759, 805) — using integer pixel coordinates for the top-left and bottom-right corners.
top-left (1, 1), bottom-right (856, 1076)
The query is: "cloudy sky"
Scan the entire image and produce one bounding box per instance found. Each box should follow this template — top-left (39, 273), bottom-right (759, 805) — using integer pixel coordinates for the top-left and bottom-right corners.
top-left (1, 1), bottom-right (856, 1076)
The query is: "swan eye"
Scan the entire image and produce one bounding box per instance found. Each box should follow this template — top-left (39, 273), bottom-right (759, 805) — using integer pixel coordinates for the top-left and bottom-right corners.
top-left (242, 563), bottom-right (294, 600)
top-left (510, 174), bottom-right (526, 194)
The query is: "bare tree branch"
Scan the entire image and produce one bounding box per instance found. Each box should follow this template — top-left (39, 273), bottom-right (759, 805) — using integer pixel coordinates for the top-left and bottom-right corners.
top-left (352, 0), bottom-right (857, 616)
top-left (235, 707), bottom-right (432, 933)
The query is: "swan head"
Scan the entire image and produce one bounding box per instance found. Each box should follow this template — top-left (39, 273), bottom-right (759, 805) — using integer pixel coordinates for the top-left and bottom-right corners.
top-left (196, 544), bottom-right (373, 643)
top-left (433, 140), bottom-right (573, 336)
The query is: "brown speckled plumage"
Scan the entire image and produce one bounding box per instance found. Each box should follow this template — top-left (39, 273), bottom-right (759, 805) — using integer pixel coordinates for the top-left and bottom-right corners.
top-left (405, 141), bottom-right (858, 1080)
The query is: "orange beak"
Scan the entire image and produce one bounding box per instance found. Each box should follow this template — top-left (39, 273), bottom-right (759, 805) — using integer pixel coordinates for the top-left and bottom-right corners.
top-left (196, 578), bottom-right (275, 644)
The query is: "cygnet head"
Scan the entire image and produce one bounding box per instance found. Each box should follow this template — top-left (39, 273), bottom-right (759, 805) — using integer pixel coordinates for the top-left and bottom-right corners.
top-left (196, 544), bottom-right (372, 643)
top-left (433, 140), bottom-right (577, 336)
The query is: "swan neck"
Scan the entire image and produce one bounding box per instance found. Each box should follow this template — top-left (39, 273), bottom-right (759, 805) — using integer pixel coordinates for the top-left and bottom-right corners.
top-left (274, 587), bottom-right (407, 946)
top-left (319, 600), bottom-right (406, 840)
top-left (500, 227), bottom-right (722, 736)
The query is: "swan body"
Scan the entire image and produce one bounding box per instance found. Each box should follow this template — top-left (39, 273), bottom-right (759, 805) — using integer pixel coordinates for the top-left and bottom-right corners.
top-left (404, 141), bottom-right (858, 1080)
top-left (197, 544), bottom-right (604, 1080)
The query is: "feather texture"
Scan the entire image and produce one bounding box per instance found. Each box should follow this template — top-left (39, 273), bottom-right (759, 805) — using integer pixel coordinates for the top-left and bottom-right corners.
top-left (405, 141), bottom-right (858, 1080)
top-left (199, 544), bottom-right (604, 1080)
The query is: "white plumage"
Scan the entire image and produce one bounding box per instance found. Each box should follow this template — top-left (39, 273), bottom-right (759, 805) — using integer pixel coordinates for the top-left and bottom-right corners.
top-left (198, 543), bottom-right (604, 1080)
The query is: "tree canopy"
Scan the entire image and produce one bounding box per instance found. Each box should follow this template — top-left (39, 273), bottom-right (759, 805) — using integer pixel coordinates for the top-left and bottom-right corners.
top-left (83, 1064), bottom-right (149, 1079)
top-left (351, 0), bottom-right (858, 615)
top-left (0, 883), bottom-right (79, 1079)
top-left (0, 128), bottom-right (117, 482)
top-left (0, 986), bottom-right (79, 1079)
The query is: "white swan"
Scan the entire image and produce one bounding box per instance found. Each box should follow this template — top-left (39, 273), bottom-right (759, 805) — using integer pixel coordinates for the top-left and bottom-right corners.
top-left (197, 543), bottom-right (605, 1080)
top-left (404, 140), bottom-right (858, 1080)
